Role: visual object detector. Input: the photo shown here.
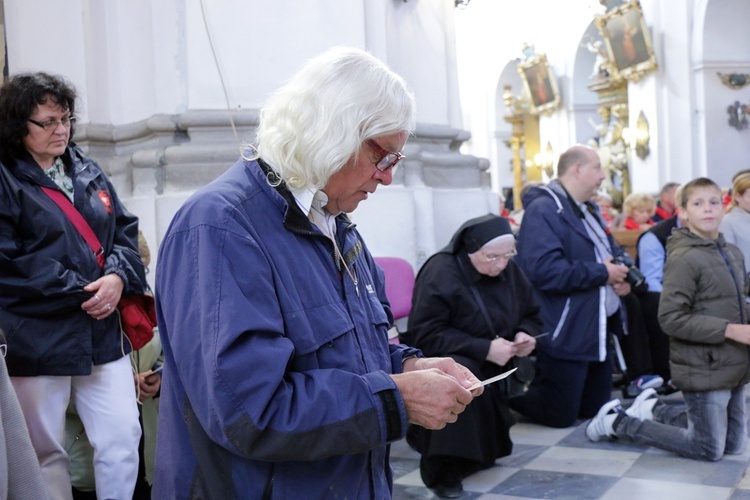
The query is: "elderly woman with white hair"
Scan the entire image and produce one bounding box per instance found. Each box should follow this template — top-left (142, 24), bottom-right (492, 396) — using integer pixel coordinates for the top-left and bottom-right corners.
top-left (403, 214), bottom-right (543, 498)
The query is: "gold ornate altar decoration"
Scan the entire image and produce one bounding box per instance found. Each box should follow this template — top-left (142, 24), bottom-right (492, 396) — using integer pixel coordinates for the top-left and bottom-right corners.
top-left (502, 45), bottom-right (560, 209)
top-left (588, 0), bottom-right (658, 208)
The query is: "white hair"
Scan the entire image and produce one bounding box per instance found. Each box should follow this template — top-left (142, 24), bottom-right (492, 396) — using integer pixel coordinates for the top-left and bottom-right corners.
top-left (252, 46), bottom-right (416, 189)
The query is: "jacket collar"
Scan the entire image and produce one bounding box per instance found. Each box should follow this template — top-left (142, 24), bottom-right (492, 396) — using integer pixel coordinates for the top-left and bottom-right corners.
top-left (6, 146), bottom-right (73, 187)
top-left (541, 180), bottom-right (605, 242)
top-left (256, 158), bottom-right (354, 236)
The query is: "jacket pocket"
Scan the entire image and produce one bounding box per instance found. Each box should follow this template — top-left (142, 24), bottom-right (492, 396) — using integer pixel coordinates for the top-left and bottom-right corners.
top-left (282, 301), bottom-right (354, 356)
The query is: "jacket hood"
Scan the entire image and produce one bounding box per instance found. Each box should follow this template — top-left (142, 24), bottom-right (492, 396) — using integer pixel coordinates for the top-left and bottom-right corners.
top-left (523, 179), bottom-right (604, 221)
top-left (522, 180), bottom-right (568, 214)
top-left (667, 227), bottom-right (726, 254)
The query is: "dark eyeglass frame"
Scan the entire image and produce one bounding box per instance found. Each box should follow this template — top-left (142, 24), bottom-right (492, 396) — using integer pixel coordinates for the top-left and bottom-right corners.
top-left (28, 116), bottom-right (76, 132)
top-left (365, 139), bottom-right (405, 172)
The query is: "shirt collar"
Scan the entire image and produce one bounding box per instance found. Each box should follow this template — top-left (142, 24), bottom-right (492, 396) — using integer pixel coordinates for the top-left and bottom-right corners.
top-left (289, 184), bottom-right (337, 238)
top-left (289, 184), bottom-right (318, 218)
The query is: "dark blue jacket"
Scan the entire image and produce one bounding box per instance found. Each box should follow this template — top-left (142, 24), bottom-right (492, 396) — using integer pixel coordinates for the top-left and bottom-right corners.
top-left (0, 145), bottom-right (146, 376)
top-left (516, 180), bottom-right (625, 362)
top-left (153, 158), bottom-right (419, 499)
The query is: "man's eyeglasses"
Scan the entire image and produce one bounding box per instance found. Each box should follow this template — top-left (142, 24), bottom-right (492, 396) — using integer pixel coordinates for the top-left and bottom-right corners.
top-left (483, 248), bottom-right (517, 262)
top-left (365, 139), bottom-right (405, 173)
top-left (28, 116), bottom-right (76, 132)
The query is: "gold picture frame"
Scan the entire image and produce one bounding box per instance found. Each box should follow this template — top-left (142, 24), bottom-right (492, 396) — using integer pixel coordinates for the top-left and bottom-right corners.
top-left (517, 53), bottom-right (561, 115)
top-left (595, 0), bottom-right (657, 82)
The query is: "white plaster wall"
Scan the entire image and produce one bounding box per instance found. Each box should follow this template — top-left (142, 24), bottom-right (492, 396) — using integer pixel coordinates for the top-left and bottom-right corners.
top-left (693, 0), bottom-right (750, 187)
top-left (389, 0), bottom-right (459, 127)
top-left (639, 0), bottom-right (695, 189)
top-left (184, 1), bottom-right (366, 111)
top-left (454, 0), bottom-right (604, 195)
top-left (4, 0), bottom-right (90, 118)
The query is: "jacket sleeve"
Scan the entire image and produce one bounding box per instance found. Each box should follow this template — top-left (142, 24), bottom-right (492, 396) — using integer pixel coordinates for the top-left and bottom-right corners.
top-left (73, 147), bottom-right (146, 296)
top-left (511, 264), bottom-right (544, 336)
top-left (0, 174), bottom-right (90, 314)
top-left (102, 181), bottom-right (146, 295)
top-left (406, 257), bottom-right (492, 362)
top-left (156, 223), bottom-right (407, 462)
top-left (517, 199), bottom-right (609, 294)
top-left (363, 247), bottom-right (421, 372)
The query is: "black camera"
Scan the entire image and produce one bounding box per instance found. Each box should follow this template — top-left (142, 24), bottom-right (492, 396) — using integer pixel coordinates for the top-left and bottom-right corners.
top-left (612, 254), bottom-right (645, 288)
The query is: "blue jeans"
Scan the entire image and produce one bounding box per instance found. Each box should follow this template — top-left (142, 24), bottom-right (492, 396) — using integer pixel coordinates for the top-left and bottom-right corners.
top-left (615, 385), bottom-right (748, 461)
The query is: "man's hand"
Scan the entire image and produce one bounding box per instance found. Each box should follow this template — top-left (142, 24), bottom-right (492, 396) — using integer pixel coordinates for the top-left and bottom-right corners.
top-left (402, 357), bottom-right (482, 392)
top-left (82, 274), bottom-right (124, 320)
top-left (604, 257), bottom-right (629, 285)
top-left (612, 281), bottom-right (631, 297)
top-left (395, 357), bottom-right (481, 429)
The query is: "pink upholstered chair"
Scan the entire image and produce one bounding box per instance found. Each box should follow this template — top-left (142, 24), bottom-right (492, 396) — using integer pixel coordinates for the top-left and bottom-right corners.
top-left (373, 257), bottom-right (415, 343)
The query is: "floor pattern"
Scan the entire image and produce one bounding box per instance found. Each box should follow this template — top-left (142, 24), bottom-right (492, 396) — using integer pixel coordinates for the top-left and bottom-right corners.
top-left (391, 393), bottom-right (750, 499)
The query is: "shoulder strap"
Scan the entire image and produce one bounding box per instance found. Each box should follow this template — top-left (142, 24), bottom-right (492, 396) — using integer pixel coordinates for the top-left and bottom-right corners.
top-left (455, 255), bottom-right (498, 338)
top-left (40, 186), bottom-right (105, 269)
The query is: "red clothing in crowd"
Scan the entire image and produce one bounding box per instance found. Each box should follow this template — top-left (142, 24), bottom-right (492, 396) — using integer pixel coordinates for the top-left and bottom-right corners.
top-left (652, 205), bottom-right (672, 221)
top-left (623, 217), bottom-right (653, 231)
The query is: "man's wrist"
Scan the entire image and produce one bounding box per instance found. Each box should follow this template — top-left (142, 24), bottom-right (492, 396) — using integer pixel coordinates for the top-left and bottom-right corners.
top-left (402, 355), bottom-right (419, 371)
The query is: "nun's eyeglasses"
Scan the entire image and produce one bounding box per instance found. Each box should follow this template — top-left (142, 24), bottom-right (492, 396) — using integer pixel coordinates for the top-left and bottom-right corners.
top-left (483, 248), bottom-right (517, 262)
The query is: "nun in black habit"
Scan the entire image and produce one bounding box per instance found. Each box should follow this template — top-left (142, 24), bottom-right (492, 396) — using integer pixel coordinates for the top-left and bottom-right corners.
top-left (402, 214), bottom-right (543, 498)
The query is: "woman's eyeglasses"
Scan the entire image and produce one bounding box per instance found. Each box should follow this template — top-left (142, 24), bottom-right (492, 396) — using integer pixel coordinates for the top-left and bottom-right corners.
top-left (28, 116), bottom-right (76, 132)
top-left (365, 139), bottom-right (405, 173)
top-left (483, 248), bottom-right (517, 262)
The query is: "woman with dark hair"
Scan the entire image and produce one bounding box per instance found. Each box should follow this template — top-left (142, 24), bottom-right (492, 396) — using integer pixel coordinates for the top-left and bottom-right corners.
top-left (403, 214), bottom-right (543, 498)
top-left (0, 72), bottom-right (147, 499)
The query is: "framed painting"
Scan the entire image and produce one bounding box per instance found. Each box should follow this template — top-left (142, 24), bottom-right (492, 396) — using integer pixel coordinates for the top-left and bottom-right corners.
top-left (518, 53), bottom-right (560, 115)
top-left (596, 0), bottom-right (657, 81)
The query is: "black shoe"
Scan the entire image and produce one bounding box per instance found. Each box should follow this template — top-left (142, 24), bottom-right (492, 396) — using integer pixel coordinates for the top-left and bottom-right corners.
top-left (430, 482), bottom-right (464, 498)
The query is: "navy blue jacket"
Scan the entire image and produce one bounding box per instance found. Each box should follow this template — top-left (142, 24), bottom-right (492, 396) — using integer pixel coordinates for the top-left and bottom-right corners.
top-left (0, 145), bottom-right (146, 376)
top-left (516, 180), bottom-right (626, 362)
top-left (153, 158), bottom-right (420, 499)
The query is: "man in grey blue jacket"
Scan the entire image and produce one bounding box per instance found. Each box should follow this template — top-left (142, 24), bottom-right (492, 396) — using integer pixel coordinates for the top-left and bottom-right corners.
top-left (153, 47), bottom-right (481, 499)
top-left (509, 145), bottom-right (631, 428)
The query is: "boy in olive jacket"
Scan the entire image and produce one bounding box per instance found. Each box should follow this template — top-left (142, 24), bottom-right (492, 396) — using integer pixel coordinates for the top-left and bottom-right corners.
top-left (586, 177), bottom-right (750, 461)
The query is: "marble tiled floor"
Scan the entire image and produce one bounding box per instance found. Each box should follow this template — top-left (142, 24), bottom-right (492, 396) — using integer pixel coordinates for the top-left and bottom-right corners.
top-left (391, 393), bottom-right (750, 499)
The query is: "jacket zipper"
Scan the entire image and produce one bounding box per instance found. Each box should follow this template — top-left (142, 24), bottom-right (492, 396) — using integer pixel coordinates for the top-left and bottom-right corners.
top-left (716, 242), bottom-right (745, 324)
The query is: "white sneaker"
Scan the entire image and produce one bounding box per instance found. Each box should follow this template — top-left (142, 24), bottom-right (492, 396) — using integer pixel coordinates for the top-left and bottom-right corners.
top-left (626, 387), bottom-right (658, 420)
top-left (586, 399), bottom-right (623, 442)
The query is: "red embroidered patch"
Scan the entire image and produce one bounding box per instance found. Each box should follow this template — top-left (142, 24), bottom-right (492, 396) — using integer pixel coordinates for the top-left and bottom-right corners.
top-left (98, 190), bottom-right (113, 213)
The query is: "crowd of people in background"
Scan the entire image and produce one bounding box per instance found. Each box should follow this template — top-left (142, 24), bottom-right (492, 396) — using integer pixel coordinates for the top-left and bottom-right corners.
top-left (1, 48), bottom-right (750, 500)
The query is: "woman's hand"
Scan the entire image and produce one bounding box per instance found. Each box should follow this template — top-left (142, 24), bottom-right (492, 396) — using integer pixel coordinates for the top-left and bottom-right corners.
top-left (513, 331), bottom-right (537, 357)
top-left (82, 274), bottom-right (124, 320)
top-left (486, 337), bottom-right (516, 366)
